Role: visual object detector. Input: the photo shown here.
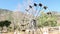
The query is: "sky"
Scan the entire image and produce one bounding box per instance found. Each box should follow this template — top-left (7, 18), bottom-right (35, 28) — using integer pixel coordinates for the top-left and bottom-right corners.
top-left (0, 0), bottom-right (60, 12)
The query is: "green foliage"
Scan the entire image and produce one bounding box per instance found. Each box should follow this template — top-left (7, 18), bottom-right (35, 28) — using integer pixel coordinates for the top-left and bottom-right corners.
top-left (0, 20), bottom-right (11, 32)
top-left (0, 21), bottom-right (4, 27)
top-left (7, 26), bottom-right (13, 32)
top-left (4, 20), bottom-right (11, 27)
top-left (0, 20), bottom-right (11, 29)
top-left (37, 11), bottom-right (57, 27)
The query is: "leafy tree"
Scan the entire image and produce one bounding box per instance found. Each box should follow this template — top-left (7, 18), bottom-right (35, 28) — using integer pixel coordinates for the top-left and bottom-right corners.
top-left (37, 11), bottom-right (57, 28)
top-left (0, 20), bottom-right (11, 32)
top-left (4, 20), bottom-right (11, 27)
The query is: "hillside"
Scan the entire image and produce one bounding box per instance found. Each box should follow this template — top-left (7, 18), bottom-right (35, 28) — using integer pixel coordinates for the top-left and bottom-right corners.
top-left (0, 9), bottom-right (13, 21)
top-left (0, 9), bottom-right (12, 14)
top-left (0, 9), bottom-right (60, 31)
top-left (0, 9), bottom-right (34, 30)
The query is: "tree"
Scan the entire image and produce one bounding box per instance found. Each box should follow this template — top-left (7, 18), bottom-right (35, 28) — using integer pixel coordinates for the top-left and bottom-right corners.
top-left (0, 20), bottom-right (11, 33)
top-left (4, 20), bottom-right (11, 27)
top-left (37, 11), bottom-right (57, 28)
